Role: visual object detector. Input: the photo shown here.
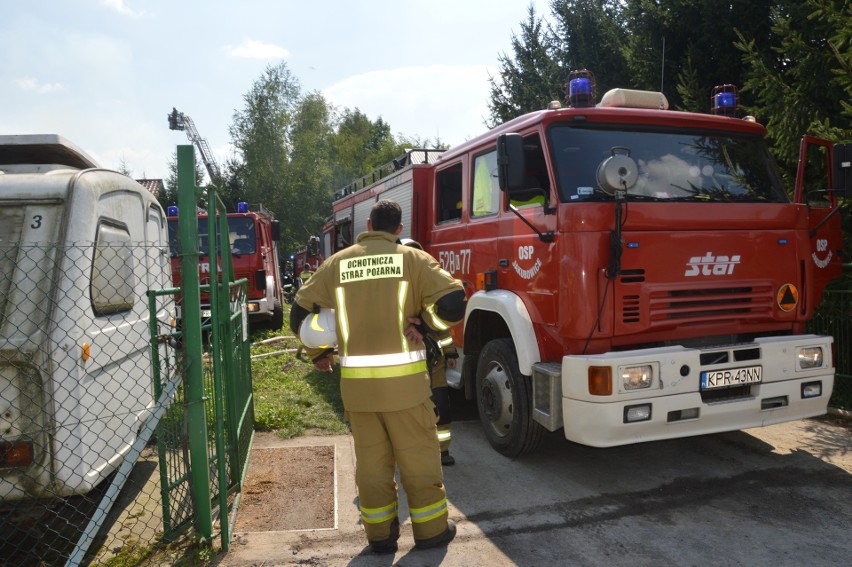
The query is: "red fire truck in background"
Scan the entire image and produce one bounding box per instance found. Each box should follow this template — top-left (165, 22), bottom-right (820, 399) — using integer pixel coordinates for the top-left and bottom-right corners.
top-left (167, 202), bottom-right (285, 330)
top-left (323, 72), bottom-right (850, 457)
top-left (292, 235), bottom-right (324, 281)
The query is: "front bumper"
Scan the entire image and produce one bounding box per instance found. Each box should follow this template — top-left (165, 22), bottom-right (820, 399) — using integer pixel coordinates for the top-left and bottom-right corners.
top-left (551, 334), bottom-right (835, 447)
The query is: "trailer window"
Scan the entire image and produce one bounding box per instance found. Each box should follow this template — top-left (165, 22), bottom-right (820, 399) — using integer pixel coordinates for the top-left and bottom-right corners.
top-left (91, 222), bottom-right (135, 316)
top-left (437, 162), bottom-right (463, 222)
top-left (549, 126), bottom-right (788, 203)
top-left (472, 151), bottom-right (499, 217)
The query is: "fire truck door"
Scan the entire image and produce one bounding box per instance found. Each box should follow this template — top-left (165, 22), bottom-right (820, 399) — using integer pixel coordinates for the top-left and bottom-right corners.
top-left (794, 136), bottom-right (845, 305)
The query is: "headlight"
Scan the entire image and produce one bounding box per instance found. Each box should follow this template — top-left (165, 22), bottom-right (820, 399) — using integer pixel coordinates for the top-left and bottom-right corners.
top-left (797, 347), bottom-right (823, 369)
top-left (621, 365), bottom-right (653, 390)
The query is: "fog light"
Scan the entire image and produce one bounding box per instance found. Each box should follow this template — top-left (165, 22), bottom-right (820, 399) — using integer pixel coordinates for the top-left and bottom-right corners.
top-left (621, 365), bottom-right (653, 390)
top-left (247, 302), bottom-right (260, 313)
top-left (801, 381), bottom-right (822, 398)
top-left (798, 347), bottom-right (823, 369)
top-left (624, 404), bottom-right (652, 423)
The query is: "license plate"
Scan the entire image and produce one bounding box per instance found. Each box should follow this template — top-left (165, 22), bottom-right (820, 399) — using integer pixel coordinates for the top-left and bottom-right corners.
top-left (201, 309), bottom-right (212, 318)
top-left (700, 366), bottom-right (762, 390)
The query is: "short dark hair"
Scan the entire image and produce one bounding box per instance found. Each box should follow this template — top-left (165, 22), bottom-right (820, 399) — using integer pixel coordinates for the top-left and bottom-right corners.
top-left (370, 200), bottom-right (402, 233)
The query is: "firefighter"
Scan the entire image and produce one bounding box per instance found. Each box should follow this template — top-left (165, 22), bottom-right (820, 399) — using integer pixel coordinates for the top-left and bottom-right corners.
top-left (400, 238), bottom-right (456, 466)
top-left (429, 332), bottom-right (457, 465)
top-left (291, 200), bottom-right (466, 554)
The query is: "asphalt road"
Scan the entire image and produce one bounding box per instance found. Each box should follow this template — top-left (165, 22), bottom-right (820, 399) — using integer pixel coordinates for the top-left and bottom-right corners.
top-left (220, 408), bottom-right (852, 567)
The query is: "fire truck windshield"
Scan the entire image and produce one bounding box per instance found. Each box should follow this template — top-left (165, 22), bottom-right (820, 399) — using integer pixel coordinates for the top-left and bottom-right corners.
top-left (167, 216), bottom-right (257, 257)
top-left (549, 126), bottom-right (788, 203)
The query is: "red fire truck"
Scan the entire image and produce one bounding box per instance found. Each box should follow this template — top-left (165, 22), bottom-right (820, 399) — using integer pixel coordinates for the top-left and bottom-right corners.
top-left (324, 73), bottom-right (850, 457)
top-left (167, 202), bottom-right (285, 330)
top-left (292, 235), bottom-right (324, 280)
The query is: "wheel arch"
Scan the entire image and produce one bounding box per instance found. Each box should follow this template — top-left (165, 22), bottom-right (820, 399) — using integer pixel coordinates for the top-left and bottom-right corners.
top-left (463, 290), bottom-right (541, 378)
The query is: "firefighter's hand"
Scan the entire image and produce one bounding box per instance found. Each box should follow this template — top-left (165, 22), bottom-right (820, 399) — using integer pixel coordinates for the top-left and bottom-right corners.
top-left (405, 317), bottom-right (424, 344)
top-left (313, 352), bottom-right (335, 373)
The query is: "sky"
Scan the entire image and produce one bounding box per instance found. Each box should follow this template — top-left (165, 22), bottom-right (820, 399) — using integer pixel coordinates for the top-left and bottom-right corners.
top-left (1, 0), bottom-right (552, 182)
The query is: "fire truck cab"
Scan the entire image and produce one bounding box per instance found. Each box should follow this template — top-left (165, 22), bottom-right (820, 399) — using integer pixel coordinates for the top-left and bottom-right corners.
top-left (327, 76), bottom-right (850, 457)
top-left (167, 203), bottom-right (284, 330)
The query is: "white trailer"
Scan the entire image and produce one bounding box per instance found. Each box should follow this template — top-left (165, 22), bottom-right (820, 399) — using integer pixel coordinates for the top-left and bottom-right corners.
top-left (0, 135), bottom-right (172, 500)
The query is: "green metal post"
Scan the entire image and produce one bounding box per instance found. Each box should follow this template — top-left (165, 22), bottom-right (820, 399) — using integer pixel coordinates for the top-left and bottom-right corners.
top-left (177, 145), bottom-right (213, 539)
top-left (206, 196), bottom-right (232, 549)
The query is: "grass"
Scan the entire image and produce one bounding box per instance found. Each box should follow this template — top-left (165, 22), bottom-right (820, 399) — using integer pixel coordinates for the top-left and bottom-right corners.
top-left (249, 306), bottom-right (348, 437)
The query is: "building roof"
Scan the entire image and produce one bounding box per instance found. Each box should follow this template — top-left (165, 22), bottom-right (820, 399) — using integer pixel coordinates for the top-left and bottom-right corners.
top-left (136, 178), bottom-right (165, 197)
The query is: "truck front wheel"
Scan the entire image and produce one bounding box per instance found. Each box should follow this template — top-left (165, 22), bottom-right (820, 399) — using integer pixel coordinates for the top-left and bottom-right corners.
top-left (475, 338), bottom-right (544, 457)
top-left (269, 304), bottom-right (284, 331)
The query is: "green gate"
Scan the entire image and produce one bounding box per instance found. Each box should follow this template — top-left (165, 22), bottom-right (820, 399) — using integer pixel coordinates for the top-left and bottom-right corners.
top-left (152, 145), bottom-right (255, 550)
top-left (808, 264), bottom-right (852, 411)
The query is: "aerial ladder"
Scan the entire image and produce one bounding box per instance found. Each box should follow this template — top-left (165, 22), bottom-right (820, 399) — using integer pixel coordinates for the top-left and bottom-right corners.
top-left (168, 107), bottom-right (220, 183)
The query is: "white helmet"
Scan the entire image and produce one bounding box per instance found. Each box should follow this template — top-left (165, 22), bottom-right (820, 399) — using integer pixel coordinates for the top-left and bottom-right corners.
top-left (299, 308), bottom-right (337, 349)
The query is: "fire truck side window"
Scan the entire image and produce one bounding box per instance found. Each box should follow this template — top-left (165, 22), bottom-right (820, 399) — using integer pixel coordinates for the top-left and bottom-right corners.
top-left (472, 151), bottom-right (500, 217)
top-left (335, 220), bottom-right (352, 248)
top-left (436, 162), bottom-right (463, 223)
top-left (510, 134), bottom-right (549, 209)
top-left (228, 217), bottom-right (257, 254)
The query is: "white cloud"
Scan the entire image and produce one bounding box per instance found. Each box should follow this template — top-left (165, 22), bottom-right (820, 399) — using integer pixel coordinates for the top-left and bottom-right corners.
top-left (225, 40), bottom-right (289, 60)
top-left (15, 77), bottom-right (66, 93)
top-left (324, 64), bottom-right (496, 146)
top-left (99, 0), bottom-right (145, 18)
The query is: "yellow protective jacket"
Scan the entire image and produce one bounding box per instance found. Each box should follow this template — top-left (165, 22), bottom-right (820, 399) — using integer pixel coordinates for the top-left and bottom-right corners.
top-left (295, 231), bottom-right (465, 413)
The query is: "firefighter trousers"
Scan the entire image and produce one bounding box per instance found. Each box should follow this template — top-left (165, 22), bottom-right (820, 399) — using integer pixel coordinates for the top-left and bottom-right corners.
top-left (430, 357), bottom-right (453, 454)
top-left (349, 400), bottom-right (449, 543)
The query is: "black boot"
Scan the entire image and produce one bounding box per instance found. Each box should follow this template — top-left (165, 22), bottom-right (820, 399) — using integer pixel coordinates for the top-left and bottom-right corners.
top-left (415, 519), bottom-right (457, 550)
top-left (441, 450), bottom-right (455, 466)
top-left (369, 518), bottom-right (399, 555)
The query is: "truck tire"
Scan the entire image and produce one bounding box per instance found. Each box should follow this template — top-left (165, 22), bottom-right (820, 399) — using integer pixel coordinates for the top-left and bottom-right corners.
top-left (475, 338), bottom-right (544, 457)
top-left (269, 304), bottom-right (284, 331)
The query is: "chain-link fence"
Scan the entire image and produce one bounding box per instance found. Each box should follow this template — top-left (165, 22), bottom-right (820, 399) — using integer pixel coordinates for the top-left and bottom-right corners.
top-left (0, 241), bottom-right (175, 565)
top-left (0, 241), bottom-right (253, 566)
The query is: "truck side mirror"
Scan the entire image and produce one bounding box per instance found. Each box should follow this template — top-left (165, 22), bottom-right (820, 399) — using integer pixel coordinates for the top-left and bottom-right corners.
top-left (832, 143), bottom-right (852, 197)
top-left (497, 133), bottom-right (526, 194)
top-left (271, 220), bottom-right (281, 241)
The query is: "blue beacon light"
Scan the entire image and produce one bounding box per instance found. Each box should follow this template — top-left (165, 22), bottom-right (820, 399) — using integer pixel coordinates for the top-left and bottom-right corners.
top-left (570, 78), bottom-right (593, 104)
top-left (711, 84), bottom-right (739, 117)
top-left (567, 69), bottom-right (596, 108)
top-left (167, 206), bottom-right (178, 216)
top-left (237, 201), bottom-right (249, 213)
